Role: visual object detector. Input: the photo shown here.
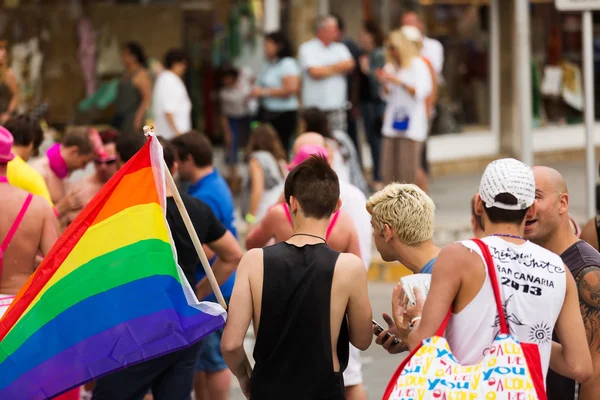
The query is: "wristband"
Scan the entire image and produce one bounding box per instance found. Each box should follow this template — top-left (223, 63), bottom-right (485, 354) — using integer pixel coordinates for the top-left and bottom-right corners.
top-left (245, 213), bottom-right (256, 224)
top-left (409, 316), bottom-right (422, 329)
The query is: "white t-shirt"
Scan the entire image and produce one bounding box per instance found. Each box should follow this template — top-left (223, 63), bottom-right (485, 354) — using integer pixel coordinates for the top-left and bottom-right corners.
top-left (381, 57), bottom-right (432, 142)
top-left (422, 37), bottom-right (444, 77)
top-left (152, 70), bottom-right (192, 139)
top-left (445, 237), bottom-right (566, 382)
top-left (298, 38), bottom-right (352, 111)
top-left (220, 79), bottom-right (251, 118)
top-left (339, 181), bottom-right (372, 270)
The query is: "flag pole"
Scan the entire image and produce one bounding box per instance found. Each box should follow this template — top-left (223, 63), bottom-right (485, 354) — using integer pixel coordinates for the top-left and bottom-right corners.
top-left (143, 126), bottom-right (227, 309)
top-left (144, 126), bottom-right (253, 376)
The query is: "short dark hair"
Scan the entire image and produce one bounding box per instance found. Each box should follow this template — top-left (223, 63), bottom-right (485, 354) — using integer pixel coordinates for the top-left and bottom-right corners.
top-left (157, 136), bottom-right (176, 171)
top-left (164, 49), bottom-right (189, 70)
top-left (124, 42), bottom-right (147, 67)
top-left (301, 107), bottom-right (332, 138)
top-left (116, 134), bottom-right (146, 164)
top-left (284, 155), bottom-right (339, 219)
top-left (4, 115), bottom-right (43, 151)
top-left (99, 129), bottom-right (118, 145)
top-left (220, 66), bottom-right (239, 82)
top-left (363, 20), bottom-right (384, 47)
top-left (483, 193), bottom-right (529, 225)
top-left (62, 126), bottom-right (94, 154)
top-left (265, 31), bottom-right (294, 59)
top-left (471, 197), bottom-right (483, 230)
top-left (171, 131), bottom-right (213, 168)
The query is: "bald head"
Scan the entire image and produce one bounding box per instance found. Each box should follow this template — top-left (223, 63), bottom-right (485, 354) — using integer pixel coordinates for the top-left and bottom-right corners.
top-left (293, 132), bottom-right (326, 155)
top-left (532, 166), bottom-right (568, 195)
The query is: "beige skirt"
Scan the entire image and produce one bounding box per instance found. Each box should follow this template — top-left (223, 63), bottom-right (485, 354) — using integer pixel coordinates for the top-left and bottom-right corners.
top-left (380, 136), bottom-right (423, 185)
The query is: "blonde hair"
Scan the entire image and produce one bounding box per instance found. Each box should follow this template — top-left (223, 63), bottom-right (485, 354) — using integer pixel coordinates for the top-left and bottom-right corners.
top-left (366, 183), bottom-right (436, 245)
top-left (386, 29), bottom-right (421, 69)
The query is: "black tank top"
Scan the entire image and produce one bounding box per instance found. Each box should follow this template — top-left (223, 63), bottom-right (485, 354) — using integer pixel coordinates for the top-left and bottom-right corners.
top-left (547, 240), bottom-right (600, 400)
top-left (251, 242), bottom-right (349, 400)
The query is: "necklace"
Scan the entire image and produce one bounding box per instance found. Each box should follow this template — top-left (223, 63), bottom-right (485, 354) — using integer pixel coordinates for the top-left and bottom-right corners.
top-left (492, 233), bottom-right (525, 240)
top-left (291, 233), bottom-right (326, 243)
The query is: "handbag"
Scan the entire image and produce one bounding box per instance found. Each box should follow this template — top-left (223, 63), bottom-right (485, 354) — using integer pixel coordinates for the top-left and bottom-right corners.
top-left (383, 238), bottom-right (547, 400)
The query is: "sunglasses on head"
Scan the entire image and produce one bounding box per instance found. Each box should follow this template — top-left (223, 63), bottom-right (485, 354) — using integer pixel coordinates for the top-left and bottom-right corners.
top-left (94, 158), bottom-right (117, 165)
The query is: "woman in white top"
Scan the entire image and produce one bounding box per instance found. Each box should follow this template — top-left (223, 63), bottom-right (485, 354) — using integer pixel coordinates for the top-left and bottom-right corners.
top-left (242, 124), bottom-right (288, 225)
top-left (378, 28), bottom-right (432, 186)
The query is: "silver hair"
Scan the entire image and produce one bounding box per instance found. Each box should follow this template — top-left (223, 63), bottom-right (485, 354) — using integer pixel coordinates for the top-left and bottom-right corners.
top-left (314, 15), bottom-right (337, 33)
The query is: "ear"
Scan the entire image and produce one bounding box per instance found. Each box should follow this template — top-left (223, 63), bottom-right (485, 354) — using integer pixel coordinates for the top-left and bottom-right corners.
top-left (474, 194), bottom-right (485, 216)
top-left (289, 195), bottom-right (299, 214)
top-left (383, 224), bottom-right (394, 242)
top-left (558, 193), bottom-right (569, 215)
top-left (333, 198), bottom-right (342, 213)
top-left (525, 201), bottom-right (537, 222)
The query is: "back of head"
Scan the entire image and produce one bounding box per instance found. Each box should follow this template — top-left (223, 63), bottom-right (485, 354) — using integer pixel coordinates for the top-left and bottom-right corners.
top-left (367, 183), bottom-right (436, 245)
top-left (301, 107), bottom-right (332, 138)
top-left (171, 131), bottom-right (213, 168)
top-left (116, 134), bottom-right (146, 164)
top-left (124, 42), bottom-right (148, 67)
top-left (284, 155), bottom-right (339, 219)
top-left (164, 49), bottom-right (188, 70)
top-left (363, 20), bottom-right (385, 48)
top-left (247, 124), bottom-right (286, 161)
top-left (479, 158), bottom-right (535, 225)
top-left (4, 115), bottom-right (43, 151)
top-left (61, 126), bottom-right (94, 155)
top-left (292, 132), bottom-right (327, 156)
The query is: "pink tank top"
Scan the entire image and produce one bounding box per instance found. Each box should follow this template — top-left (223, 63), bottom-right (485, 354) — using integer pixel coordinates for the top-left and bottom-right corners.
top-left (281, 203), bottom-right (340, 241)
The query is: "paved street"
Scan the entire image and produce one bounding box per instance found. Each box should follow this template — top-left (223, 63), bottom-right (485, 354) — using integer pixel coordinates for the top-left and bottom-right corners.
top-left (228, 282), bottom-right (405, 400)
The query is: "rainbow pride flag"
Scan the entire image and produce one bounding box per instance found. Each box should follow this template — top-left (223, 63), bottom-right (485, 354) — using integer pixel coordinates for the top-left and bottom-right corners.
top-left (0, 136), bottom-right (227, 399)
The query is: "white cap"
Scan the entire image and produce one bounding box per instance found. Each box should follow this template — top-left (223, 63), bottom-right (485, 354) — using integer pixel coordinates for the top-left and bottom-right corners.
top-left (479, 158), bottom-right (535, 211)
top-left (401, 25), bottom-right (423, 43)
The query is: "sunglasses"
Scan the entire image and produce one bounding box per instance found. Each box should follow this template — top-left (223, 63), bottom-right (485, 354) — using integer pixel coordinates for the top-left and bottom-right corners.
top-left (94, 158), bottom-right (117, 165)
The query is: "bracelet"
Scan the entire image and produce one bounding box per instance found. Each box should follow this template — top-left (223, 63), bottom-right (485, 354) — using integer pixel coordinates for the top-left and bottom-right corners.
top-left (409, 316), bottom-right (422, 329)
top-left (245, 213), bottom-right (256, 224)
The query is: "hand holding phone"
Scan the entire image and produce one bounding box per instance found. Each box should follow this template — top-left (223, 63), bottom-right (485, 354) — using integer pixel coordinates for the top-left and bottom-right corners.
top-left (372, 319), bottom-right (399, 345)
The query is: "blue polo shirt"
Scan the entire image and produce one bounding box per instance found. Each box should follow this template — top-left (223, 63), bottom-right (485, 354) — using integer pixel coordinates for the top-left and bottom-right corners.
top-left (188, 168), bottom-right (237, 301)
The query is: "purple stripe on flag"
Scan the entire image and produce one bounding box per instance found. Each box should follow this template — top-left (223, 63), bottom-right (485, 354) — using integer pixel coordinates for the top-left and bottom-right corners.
top-left (0, 307), bottom-right (225, 400)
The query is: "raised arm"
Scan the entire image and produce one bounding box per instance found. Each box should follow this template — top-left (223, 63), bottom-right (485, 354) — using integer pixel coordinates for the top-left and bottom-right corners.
top-left (247, 158), bottom-right (264, 218)
top-left (406, 244), bottom-right (469, 350)
top-left (551, 267), bottom-right (593, 383)
top-left (133, 69), bottom-right (152, 131)
top-left (195, 230), bottom-right (242, 301)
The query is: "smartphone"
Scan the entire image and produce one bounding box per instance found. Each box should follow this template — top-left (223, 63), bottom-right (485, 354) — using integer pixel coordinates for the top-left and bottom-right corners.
top-left (372, 319), bottom-right (400, 345)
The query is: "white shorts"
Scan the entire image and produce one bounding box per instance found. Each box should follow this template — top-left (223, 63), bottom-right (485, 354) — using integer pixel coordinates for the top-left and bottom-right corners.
top-left (0, 295), bottom-right (15, 319)
top-left (343, 344), bottom-right (363, 387)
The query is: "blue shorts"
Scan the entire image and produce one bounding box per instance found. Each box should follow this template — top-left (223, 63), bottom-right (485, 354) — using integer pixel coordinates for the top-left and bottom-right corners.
top-left (196, 327), bottom-right (227, 372)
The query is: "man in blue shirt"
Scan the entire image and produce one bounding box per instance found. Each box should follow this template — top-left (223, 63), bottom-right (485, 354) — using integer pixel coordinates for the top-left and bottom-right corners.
top-left (171, 131), bottom-right (238, 400)
top-left (365, 183), bottom-right (440, 354)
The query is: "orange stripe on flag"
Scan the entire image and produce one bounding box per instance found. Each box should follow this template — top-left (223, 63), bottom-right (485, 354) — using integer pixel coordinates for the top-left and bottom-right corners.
top-left (93, 167), bottom-right (160, 225)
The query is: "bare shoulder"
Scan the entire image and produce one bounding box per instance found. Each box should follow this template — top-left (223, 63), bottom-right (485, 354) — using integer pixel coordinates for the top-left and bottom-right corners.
top-left (29, 194), bottom-right (53, 214)
top-left (435, 243), bottom-right (482, 273)
top-left (335, 252), bottom-right (366, 277)
top-left (576, 266), bottom-right (600, 309)
top-left (239, 248), bottom-right (264, 273)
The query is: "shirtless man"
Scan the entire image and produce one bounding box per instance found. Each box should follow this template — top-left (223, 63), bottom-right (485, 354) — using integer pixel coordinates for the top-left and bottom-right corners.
top-left (0, 128), bottom-right (57, 317)
top-left (524, 166), bottom-right (600, 400)
top-left (31, 126), bottom-right (101, 207)
top-left (222, 155), bottom-right (372, 399)
top-left (62, 131), bottom-right (118, 225)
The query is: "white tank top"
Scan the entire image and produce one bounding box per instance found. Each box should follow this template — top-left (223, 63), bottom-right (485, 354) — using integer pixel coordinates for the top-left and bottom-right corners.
top-left (445, 236), bottom-right (566, 382)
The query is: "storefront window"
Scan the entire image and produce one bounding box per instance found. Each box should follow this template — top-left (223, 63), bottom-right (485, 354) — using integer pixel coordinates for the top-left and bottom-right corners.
top-left (531, 4), bottom-right (586, 127)
top-left (373, 1), bottom-right (493, 136)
